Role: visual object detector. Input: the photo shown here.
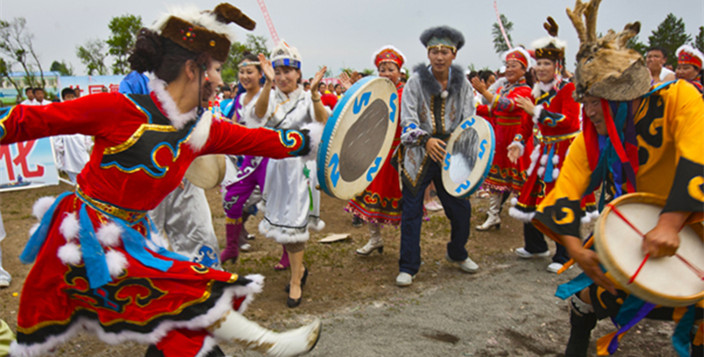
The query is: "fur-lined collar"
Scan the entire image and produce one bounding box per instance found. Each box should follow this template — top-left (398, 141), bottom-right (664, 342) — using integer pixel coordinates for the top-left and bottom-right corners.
top-left (148, 78), bottom-right (212, 152)
top-left (413, 63), bottom-right (466, 97)
top-left (149, 78), bottom-right (198, 130)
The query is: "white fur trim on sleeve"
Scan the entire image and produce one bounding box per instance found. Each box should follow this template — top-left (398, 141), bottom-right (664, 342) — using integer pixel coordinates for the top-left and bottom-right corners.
top-left (106, 250), bottom-right (128, 278)
top-left (532, 105), bottom-right (543, 124)
top-left (32, 196), bottom-right (56, 220)
top-left (97, 222), bottom-right (123, 248)
top-left (507, 141), bottom-right (524, 158)
top-left (59, 213), bottom-right (80, 242)
top-left (301, 122), bottom-right (324, 162)
top-left (508, 206), bottom-right (535, 223)
top-left (58, 242), bottom-right (82, 265)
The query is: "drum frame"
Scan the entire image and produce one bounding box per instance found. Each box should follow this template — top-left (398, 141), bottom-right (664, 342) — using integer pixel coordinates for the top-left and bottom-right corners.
top-left (595, 193), bottom-right (704, 307)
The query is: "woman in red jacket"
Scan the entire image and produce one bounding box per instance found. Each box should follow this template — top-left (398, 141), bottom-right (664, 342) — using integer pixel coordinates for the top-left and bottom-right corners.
top-left (472, 47), bottom-right (534, 231)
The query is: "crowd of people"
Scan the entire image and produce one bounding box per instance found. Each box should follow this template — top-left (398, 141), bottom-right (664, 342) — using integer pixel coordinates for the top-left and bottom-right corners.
top-left (0, 0), bottom-right (703, 356)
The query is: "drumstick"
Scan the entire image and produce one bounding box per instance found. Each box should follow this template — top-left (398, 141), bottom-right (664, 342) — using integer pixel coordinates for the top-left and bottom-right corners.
top-left (556, 235), bottom-right (594, 274)
top-left (608, 204), bottom-right (704, 281)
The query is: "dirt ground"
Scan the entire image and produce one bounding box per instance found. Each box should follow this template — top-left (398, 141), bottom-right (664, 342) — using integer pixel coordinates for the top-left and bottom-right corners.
top-left (0, 183), bottom-right (683, 356)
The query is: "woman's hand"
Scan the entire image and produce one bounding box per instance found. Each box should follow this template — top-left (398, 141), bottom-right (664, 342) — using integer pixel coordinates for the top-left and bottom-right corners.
top-left (311, 66), bottom-right (327, 94)
top-left (258, 53), bottom-right (274, 83)
top-left (515, 96), bottom-right (535, 117)
top-left (470, 77), bottom-right (486, 93)
top-left (425, 138), bottom-right (446, 163)
top-left (507, 144), bottom-right (521, 164)
top-left (338, 72), bottom-right (352, 91)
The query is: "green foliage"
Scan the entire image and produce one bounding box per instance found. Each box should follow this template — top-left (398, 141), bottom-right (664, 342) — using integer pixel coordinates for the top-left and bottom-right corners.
top-left (0, 17), bottom-right (45, 88)
top-left (491, 14), bottom-right (513, 56)
top-left (50, 60), bottom-right (73, 76)
top-left (222, 35), bottom-right (270, 84)
top-left (360, 68), bottom-right (375, 76)
top-left (106, 14), bottom-right (143, 75)
top-left (695, 26), bottom-right (704, 53)
top-left (76, 39), bottom-right (108, 75)
top-left (626, 35), bottom-right (648, 56)
top-left (647, 13), bottom-right (691, 67)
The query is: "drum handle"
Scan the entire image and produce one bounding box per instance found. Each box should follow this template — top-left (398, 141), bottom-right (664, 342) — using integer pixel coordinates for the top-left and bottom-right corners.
top-left (609, 204), bottom-right (704, 281)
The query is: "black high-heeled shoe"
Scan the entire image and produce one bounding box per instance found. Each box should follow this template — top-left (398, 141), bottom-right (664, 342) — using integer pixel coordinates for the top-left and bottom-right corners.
top-left (285, 267), bottom-right (308, 293)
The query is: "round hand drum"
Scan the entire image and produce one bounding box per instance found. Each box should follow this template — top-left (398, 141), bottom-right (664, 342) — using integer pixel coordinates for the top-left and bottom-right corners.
top-left (441, 115), bottom-right (495, 199)
top-left (317, 77), bottom-right (399, 200)
top-left (184, 155), bottom-right (226, 189)
top-left (595, 193), bottom-right (704, 307)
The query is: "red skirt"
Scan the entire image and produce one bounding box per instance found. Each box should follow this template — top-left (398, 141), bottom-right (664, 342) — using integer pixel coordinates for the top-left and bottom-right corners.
top-left (345, 138), bottom-right (402, 225)
top-left (12, 193), bottom-right (260, 356)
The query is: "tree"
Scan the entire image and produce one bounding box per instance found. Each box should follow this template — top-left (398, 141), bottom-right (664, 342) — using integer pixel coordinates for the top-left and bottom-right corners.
top-left (627, 35), bottom-right (648, 56)
top-left (0, 17), bottom-right (46, 89)
top-left (50, 60), bottom-right (73, 76)
top-left (106, 14), bottom-right (142, 75)
top-left (695, 26), bottom-right (704, 53)
top-left (491, 14), bottom-right (514, 55)
top-left (647, 13), bottom-right (691, 67)
top-left (77, 39), bottom-right (108, 75)
top-left (222, 35), bottom-right (270, 84)
top-left (0, 58), bottom-right (22, 103)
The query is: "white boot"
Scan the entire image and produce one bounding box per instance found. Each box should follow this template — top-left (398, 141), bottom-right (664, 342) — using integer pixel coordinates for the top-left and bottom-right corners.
top-left (476, 193), bottom-right (502, 231)
top-left (356, 223), bottom-right (383, 256)
top-left (211, 310), bottom-right (321, 357)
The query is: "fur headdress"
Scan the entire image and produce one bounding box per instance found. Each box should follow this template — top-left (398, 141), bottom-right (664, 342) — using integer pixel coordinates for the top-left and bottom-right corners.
top-left (531, 17), bottom-right (567, 62)
top-left (372, 45), bottom-right (406, 69)
top-left (503, 47), bottom-right (535, 70)
top-left (566, 0), bottom-right (650, 101)
top-left (270, 41), bottom-right (302, 69)
top-left (151, 3), bottom-right (255, 62)
top-left (676, 44), bottom-right (703, 70)
top-left (420, 26), bottom-right (465, 54)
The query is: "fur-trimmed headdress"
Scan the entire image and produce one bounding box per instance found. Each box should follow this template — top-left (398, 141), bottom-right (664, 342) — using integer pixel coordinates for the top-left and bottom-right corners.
top-left (151, 3), bottom-right (255, 62)
top-left (566, 0), bottom-right (649, 101)
top-left (531, 17), bottom-right (567, 63)
top-left (270, 41), bottom-right (302, 69)
top-left (676, 44), bottom-right (703, 70)
top-left (503, 47), bottom-right (535, 70)
top-left (372, 45), bottom-right (405, 69)
top-left (420, 26), bottom-right (465, 54)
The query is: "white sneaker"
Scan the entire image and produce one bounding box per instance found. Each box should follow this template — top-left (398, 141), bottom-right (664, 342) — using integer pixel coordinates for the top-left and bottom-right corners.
top-left (395, 272), bottom-right (414, 287)
top-left (547, 262), bottom-right (570, 273)
top-left (240, 243), bottom-right (252, 252)
top-left (445, 254), bottom-right (479, 273)
top-left (424, 200), bottom-right (444, 211)
top-left (0, 279), bottom-right (9, 288)
top-left (514, 247), bottom-right (551, 259)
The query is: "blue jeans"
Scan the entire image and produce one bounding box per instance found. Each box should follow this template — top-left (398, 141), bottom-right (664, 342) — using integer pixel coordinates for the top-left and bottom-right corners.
top-left (399, 160), bottom-right (471, 275)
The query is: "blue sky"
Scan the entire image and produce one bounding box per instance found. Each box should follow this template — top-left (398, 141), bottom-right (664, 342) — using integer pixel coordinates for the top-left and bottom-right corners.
top-left (1, 0), bottom-right (702, 78)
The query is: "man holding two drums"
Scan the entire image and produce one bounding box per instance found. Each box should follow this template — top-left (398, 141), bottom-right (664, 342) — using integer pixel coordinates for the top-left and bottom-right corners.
top-left (396, 26), bottom-right (479, 287)
top-left (532, 1), bottom-right (704, 355)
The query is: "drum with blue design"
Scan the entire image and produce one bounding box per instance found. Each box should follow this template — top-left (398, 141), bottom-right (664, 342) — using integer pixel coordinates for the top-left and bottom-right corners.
top-left (441, 115), bottom-right (495, 198)
top-left (317, 77), bottom-right (399, 199)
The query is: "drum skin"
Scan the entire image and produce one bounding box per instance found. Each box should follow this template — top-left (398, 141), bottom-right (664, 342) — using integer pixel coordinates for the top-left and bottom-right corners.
top-left (184, 155), bottom-right (226, 189)
top-left (317, 77), bottom-right (399, 200)
top-left (441, 115), bottom-right (495, 199)
top-left (595, 193), bottom-right (704, 307)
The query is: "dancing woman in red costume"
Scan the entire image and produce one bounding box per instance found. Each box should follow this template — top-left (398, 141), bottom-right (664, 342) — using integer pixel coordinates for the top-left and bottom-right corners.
top-left (1, 4), bottom-right (320, 356)
top-left (346, 45), bottom-right (405, 256)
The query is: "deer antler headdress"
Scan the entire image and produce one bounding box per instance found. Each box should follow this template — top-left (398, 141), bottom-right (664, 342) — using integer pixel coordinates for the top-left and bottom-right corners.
top-left (566, 0), bottom-right (650, 101)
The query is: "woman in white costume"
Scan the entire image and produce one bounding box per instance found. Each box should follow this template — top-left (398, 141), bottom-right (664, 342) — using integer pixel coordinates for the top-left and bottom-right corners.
top-left (255, 42), bottom-right (328, 308)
